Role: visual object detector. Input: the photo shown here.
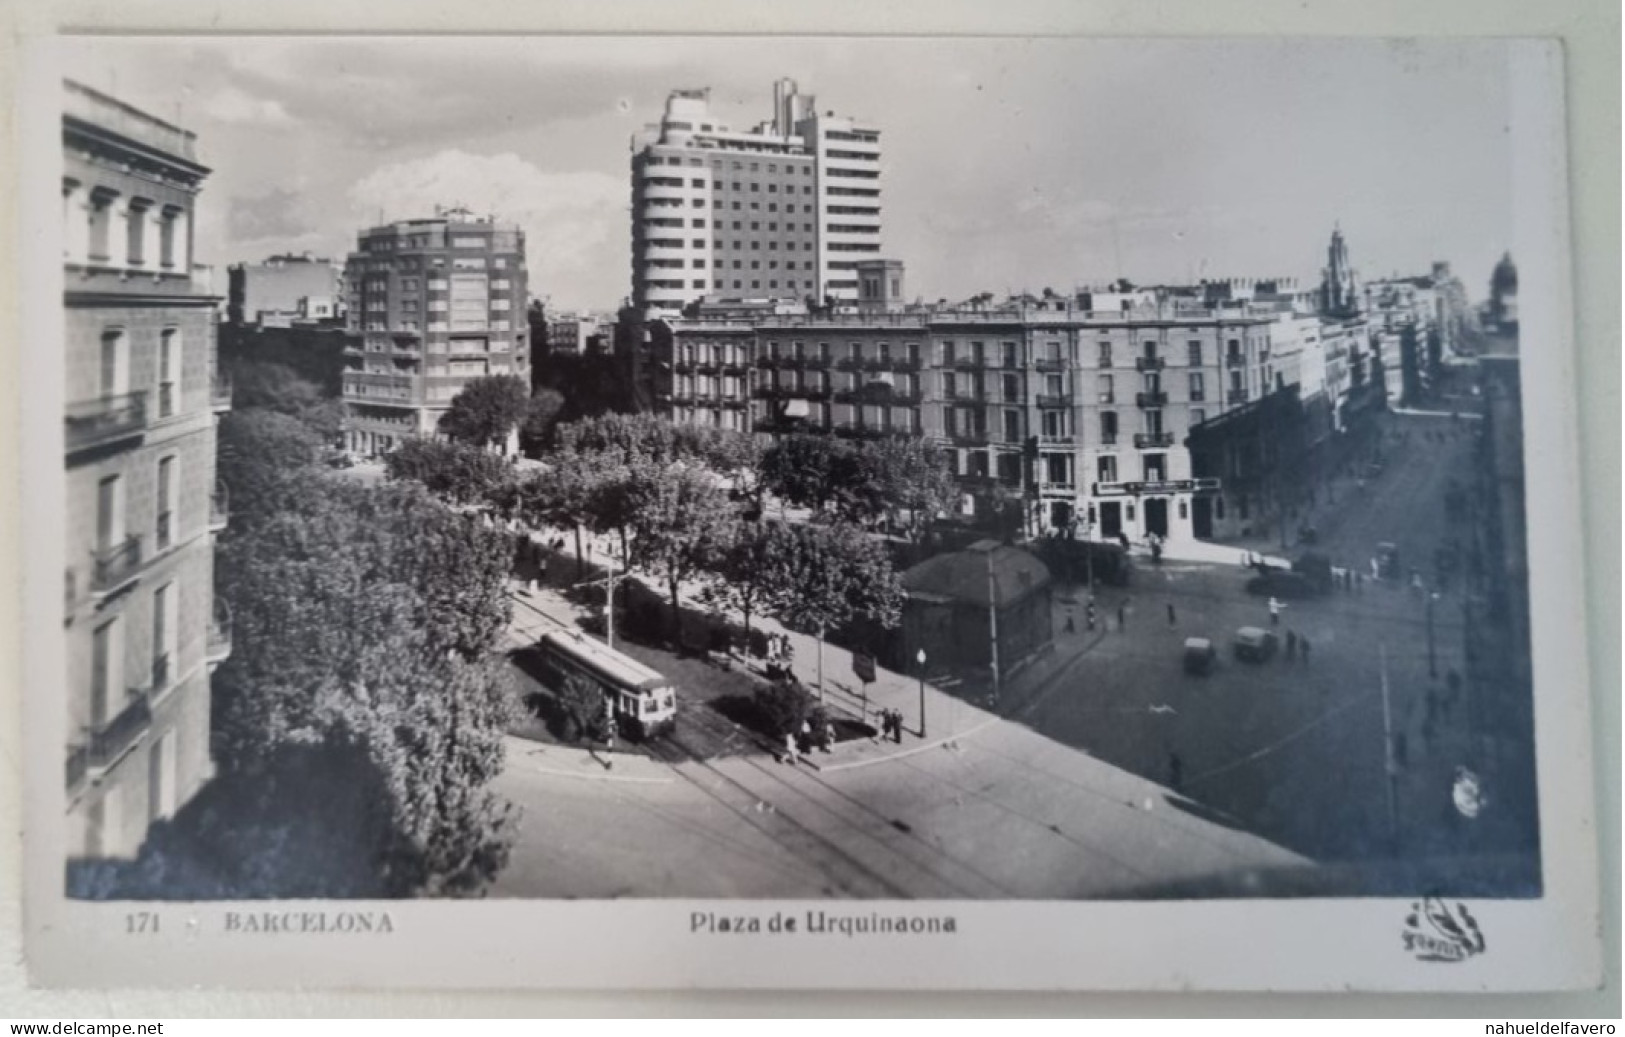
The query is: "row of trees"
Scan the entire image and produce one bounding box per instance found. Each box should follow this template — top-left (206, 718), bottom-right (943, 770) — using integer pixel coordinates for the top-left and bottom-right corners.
top-left (385, 410), bottom-right (950, 689)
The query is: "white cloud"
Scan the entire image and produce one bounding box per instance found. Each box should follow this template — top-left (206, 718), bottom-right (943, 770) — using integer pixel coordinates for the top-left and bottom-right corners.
top-left (202, 84), bottom-right (295, 127)
top-left (347, 150), bottom-right (627, 308)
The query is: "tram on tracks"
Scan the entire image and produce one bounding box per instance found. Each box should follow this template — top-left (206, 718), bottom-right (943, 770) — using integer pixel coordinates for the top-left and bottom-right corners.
top-left (535, 629), bottom-right (677, 741)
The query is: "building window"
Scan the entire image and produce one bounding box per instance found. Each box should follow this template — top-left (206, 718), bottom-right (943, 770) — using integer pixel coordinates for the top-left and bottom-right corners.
top-left (151, 580), bottom-right (177, 691)
top-left (1188, 340), bottom-right (1202, 366)
top-left (90, 618), bottom-right (121, 728)
top-left (158, 328), bottom-right (179, 417)
top-left (1144, 453), bottom-right (1166, 482)
top-left (87, 188), bottom-right (117, 263)
top-left (1097, 341), bottom-right (1113, 367)
top-left (1097, 373), bottom-right (1114, 403)
top-left (1100, 411), bottom-right (1118, 444)
top-left (158, 205), bottom-right (182, 269)
top-left (155, 455), bottom-right (176, 551)
top-left (1188, 372), bottom-right (1204, 401)
top-left (99, 328), bottom-right (127, 397)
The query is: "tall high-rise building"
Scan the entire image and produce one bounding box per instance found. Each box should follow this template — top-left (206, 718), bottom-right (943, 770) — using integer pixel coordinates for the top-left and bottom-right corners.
top-left (629, 79), bottom-right (883, 317)
top-left (340, 209), bottom-right (530, 456)
top-left (62, 80), bottom-right (231, 863)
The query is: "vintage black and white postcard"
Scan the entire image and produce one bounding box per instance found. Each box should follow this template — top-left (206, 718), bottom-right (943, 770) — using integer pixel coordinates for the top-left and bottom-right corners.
top-left (18, 32), bottom-right (1602, 991)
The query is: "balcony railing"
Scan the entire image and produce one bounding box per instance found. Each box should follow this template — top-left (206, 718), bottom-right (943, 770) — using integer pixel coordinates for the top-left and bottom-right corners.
top-left (1134, 432), bottom-right (1175, 448)
top-left (1189, 390), bottom-right (1206, 402)
top-left (1036, 394), bottom-right (1073, 408)
top-left (1135, 391), bottom-right (1168, 407)
top-left (91, 535), bottom-right (143, 594)
top-left (1225, 353), bottom-right (1246, 368)
top-left (1039, 433), bottom-right (1076, 446)
top-left (210, 372), bottom-right (233, 410)
top-left (209, 483), bottom-right (230, 532)
top-left (1034, 357), bottom-right (1067, 372)
top-left (1228, 388), bottom-right (1250, 404)
top-left (1100, 432), bottom-right (1118, 446)
top-left (1135, 356), bottom-right (1165, 372)
top-left (207, 603), bottom-right (234, 665)
top-left (89, 689), bottom-right (152, 770)
top-left (65, 391), bottom-right (148, 453)
top-left (1040, 479), bottom-right (1078, 494)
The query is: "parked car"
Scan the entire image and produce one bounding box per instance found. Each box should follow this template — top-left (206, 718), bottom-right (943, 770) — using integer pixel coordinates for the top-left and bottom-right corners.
top-left (1183, 637), bottom-right (1217, 675)
top-left (1246, 568), bottom-right (1320, 600)
top-left (1232, 626), bottom-right (1279, 662)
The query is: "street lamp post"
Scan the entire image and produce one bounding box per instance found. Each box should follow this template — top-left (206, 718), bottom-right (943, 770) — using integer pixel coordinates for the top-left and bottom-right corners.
top-left (915, 647), bottom-right (927, 739)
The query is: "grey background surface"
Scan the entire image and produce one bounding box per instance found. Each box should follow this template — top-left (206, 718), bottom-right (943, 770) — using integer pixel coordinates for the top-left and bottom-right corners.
top-left (0, 0), bottom-right (1617, 1017)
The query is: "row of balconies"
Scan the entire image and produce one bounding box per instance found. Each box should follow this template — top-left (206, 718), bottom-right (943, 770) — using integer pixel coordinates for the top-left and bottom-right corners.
top-left (65, 374), bottom-right (231, 455)
top-left (64, 486), bottom-right (229, 619)
top-left (65, 601), bottom-right (233, 796)
top-left (751, 355), bottom-right (925, 372)
top-left (935, 429), bottom-right (1173, 451)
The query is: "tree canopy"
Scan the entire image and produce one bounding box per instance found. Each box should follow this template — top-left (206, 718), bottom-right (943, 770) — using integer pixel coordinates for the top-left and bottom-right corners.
top-left (439, 374), bottom-right (531, 450)
top-left (212, 472), bottom-right (518, 895)
top-left (385, 436), bottom-right (518, 511)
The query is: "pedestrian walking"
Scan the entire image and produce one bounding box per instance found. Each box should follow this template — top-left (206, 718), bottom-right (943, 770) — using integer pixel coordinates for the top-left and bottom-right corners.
top-left (823, 718), bottom-right (836, 753)
top-left (1166, 603), bottom-right (1177, 627)
top-left (783, 731), bottom-right (800, 766)
top-left (1268, 597), bottom-right (1284, 626)
top-left (890, 709), bottom-right (903, 744)
top-left (1085, 601), bottom-right (1098, 632)
top-left (799, 720), bottom-right (813, 756)
top-left (1064, 611), bottom-right (1075, 634)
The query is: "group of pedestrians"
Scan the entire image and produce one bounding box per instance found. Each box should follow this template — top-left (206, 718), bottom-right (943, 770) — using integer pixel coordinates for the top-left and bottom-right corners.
top-left (877, 708), bottom-right (906, 744)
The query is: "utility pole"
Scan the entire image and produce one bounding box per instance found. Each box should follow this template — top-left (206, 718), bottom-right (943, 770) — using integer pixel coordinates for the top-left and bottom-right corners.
top-left (604, 549), bottom-right (616, 649)
top-left (1379, 644), bottom-right (1400, 852)
top-left (986, 545), bottom-right (1002, 705)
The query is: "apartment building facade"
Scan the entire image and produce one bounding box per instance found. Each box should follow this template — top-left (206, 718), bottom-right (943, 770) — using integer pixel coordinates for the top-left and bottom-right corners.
top-left (226, 252), bottom-right (343, 327)
top-left (340, 209), bottom-right (530, 456)
top-left (62, 80), bottom-right (231, 863)
top-left (648, 302), bottom-right (1285, 544)
top-left (629, 80), bottom-right (882, 317)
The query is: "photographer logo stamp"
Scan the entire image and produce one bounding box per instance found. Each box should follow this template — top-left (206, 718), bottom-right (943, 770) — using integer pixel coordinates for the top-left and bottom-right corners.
top-left (1402, 898), bottom-right (1487, 963)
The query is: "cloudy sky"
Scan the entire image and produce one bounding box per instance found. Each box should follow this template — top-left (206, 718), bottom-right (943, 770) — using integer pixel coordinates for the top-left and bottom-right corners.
top-left (62, 36), bottom-right (1517, 310)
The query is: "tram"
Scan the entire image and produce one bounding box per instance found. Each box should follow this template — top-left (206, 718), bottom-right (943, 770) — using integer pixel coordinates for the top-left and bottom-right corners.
top-left (535, 629), bottom-right (677, 740)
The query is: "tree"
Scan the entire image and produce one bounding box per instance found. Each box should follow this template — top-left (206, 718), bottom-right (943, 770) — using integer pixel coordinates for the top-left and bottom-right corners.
top-left (754, 678), bottom-right (814, 739)
top-left (518, 388), bottom-right (566, 457)
top-left (857, 437), bottom-right (959, 540)
top-left (758, 434), bottom-right (858, 516)
top-left (384, 436), bottom-right (517, 511)
top-left (217, 408), bottom-right (327, 531)
top-left (212, 473), bottom-right (518, 896)
top-left (621, 462), bottom-right (738, 644)
top-left (229, 360), bottom-right (346, 444)
top-left (555, 671), bottom-right (607, 743)
top-left (765, 522), bottom-right (906, 696)
top-left (703, 520), bottom-right (796, 643)
top-left (439, 374), bottom-right (531, 450)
